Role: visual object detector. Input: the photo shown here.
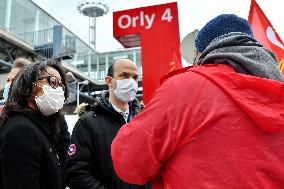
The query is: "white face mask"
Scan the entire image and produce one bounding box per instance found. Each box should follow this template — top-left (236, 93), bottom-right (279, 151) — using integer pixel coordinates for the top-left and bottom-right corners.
top-left (3, 83), bottom-right (10, 102)
top-left (34, 85), bottom-right (65, 116)
top-left (113, 78), bottom-right (138, 103)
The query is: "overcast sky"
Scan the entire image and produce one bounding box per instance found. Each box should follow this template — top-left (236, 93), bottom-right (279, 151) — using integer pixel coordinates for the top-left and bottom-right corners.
top-left (32, 0), bottom-right (284, 52)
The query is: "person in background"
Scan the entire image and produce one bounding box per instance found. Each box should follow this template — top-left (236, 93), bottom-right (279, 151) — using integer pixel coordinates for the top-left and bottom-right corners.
top-left (0, 60), bottom-right (69, 189)
top-left (111, 14), bottom-right (284, 188)
top-left (1, 57), bottom-right (31, 106)
top-left (65, 59), bottom-right (148, 189)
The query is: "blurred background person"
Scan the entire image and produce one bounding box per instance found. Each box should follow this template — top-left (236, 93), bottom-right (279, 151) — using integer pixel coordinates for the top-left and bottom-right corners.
top-left (0, 60), bottom-right (69, 189)
top-left (0, 57), bottom-right (31, 107)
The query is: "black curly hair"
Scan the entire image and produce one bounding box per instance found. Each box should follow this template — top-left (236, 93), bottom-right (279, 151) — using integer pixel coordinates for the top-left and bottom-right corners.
top-left (8, 60), bottom-right (69, 107)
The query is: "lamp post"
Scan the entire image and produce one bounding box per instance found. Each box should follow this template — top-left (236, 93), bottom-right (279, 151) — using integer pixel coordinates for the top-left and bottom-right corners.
top-left (77, 80), bottom-right (89, 107)
top-left (66, 72), bottom-right (89, 107)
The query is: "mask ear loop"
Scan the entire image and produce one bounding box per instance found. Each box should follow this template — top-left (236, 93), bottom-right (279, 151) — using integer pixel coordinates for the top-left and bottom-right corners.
top-left (32, 83), bottom-right (42, 88)
top-left (30, 83), bottom-right (43, 100)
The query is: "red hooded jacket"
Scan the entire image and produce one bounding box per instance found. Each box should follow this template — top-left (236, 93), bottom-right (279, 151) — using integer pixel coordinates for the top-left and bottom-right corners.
top-left (111, 64), bottom-right (284, 189)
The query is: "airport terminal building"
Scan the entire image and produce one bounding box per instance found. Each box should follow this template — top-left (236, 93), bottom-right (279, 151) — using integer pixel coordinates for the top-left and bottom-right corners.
top-left (0, 0), bottom-right (142, 106)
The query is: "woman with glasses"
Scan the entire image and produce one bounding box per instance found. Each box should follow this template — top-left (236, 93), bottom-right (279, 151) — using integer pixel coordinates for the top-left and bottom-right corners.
top-left (0, 60), bottom-right (69, 189)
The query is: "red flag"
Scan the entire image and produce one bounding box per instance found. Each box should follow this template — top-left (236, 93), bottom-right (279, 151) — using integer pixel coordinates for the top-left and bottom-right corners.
top-left (169, 44), bottom-right (182, 72)
top-left (248, 0), bottom-right (284, 74)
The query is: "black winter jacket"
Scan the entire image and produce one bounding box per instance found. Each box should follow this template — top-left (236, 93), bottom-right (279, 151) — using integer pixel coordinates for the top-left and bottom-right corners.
top-left (0, 111), bottom-right (62, 189)
top-left (65, 91), bottom-right (145, 189)
top-left (57, 117), bottom-right (71, 188)
top-left (56, 118), bottom-right (71, 168)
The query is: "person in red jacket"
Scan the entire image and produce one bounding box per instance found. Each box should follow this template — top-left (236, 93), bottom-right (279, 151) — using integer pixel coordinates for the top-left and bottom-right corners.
top-left (111, 14), bottom-right (284, 189)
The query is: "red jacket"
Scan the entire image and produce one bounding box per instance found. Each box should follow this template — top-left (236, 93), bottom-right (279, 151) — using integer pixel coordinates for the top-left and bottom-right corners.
top-left (111, 64), bottom-right (284, 189)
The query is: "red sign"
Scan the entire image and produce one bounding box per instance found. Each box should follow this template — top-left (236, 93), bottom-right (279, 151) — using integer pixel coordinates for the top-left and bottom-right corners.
top-left (113, 2), bottom-right (182, 104)
top-left (249, 0), bottom-right (284, 74)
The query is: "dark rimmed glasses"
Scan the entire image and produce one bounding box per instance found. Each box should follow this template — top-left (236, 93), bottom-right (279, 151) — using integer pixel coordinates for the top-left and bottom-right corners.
top-left (37, 76), bottom-right (64, 89)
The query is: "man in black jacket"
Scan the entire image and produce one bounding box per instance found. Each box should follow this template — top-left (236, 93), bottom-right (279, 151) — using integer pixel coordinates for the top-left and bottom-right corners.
top-left (65, 59), bottom-right (146, 189)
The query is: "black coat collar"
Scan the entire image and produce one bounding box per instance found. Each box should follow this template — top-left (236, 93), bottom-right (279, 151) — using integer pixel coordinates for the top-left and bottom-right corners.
top-left (7, 110), bottom-right (52, 137)
top-left (91, 90), bottom-right (141, 123)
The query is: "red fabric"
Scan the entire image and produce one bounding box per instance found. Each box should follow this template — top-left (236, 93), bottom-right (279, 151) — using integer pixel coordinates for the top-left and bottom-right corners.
top-left (248, 0), bottom-right (284, 74)
top-left (111, 64), bottom-right (284, 189)
top-left (160, 66), bottom-right (193, 85)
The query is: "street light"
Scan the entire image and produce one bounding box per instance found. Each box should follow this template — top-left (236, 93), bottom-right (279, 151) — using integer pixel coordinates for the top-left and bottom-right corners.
top-left (77, 80), bottom-right (89, 107)
top-left (66, 72), bottom-right (89, 107)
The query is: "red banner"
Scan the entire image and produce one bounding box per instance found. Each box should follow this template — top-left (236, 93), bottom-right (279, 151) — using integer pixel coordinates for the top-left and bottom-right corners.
top-left (248, 0), bottom-right (284, 74)
top-left (113, 2), bottom-right (182, 104)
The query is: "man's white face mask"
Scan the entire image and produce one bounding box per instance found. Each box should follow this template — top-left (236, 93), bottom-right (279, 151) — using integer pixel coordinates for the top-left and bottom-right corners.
top-left (112, 78), bottom-right (138, 103)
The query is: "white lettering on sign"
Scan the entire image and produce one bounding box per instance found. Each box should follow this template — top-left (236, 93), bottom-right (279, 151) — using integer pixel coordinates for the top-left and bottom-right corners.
top-left (118, 11), bottom-right (155, 29)
top-left (145, 14), bottom-right (155, 29)
top-left (161, 8), bottom-right (173, 22)
top-left (118, 15), bottom-right (132, 29)
top-left (140, 11), bottom-right (144, 26)
top-left (117, 8), bottom-right (173, 30)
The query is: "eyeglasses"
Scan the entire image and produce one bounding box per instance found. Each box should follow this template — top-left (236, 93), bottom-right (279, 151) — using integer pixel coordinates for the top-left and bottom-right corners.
top-left (37, 76), bottom-right (64, 89)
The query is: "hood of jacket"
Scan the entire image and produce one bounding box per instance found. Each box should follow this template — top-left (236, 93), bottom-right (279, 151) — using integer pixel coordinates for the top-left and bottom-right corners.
top-left (198, 32), bottom-right (284, 83)
top-left (191, 64), bottom-right (284, 133)
top-left (91, 90), bottom-right (141, 117)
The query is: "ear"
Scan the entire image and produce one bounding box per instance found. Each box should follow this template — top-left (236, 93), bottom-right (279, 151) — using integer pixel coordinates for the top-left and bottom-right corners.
top-left (105, 76), bottom-right (113, 87)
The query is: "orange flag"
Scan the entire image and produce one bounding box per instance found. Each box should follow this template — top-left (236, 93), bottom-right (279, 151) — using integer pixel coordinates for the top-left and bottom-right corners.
top-left (169, 44), bottom-right (182, 72)
top-left (248, 0), bottom-right (284, 74)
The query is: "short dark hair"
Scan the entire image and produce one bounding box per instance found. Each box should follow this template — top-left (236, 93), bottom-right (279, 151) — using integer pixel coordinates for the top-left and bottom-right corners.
top-left (107, 62), bottom-right (115, 77)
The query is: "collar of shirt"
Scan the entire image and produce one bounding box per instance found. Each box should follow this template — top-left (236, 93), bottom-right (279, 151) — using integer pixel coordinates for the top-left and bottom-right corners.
top-left (110, 102), bottom-right (129, 123)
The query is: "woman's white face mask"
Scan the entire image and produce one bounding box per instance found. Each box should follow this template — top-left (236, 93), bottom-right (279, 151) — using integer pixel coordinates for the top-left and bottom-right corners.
top-left (2, 83), bottom-right (10, 102)
top-left (34, 84), bottom-right (65, 116)
top-left (112, 78), bottom-right (138, 103)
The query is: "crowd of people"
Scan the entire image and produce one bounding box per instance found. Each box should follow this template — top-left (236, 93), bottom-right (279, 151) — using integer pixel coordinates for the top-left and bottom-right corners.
top-left (0, 14), bottom-right (284, 189)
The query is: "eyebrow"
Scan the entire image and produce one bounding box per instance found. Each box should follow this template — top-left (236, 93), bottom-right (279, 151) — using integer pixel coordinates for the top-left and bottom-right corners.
top-left (119, 72), bottom-right (130, 76)
top-left (119, 72), bottom-right (138, 76)
top-left (119, 72), bottom-right (139, 80)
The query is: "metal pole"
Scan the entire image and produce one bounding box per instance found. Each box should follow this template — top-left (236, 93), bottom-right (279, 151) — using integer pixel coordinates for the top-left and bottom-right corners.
top-left (89, 16), bottom-right (91, 45)
top-left (93, 13), bottom-right (96, 50)
top-left (77, 82), bottom-right (79, 107)
top-left (0, 59), bottom-right (12, 67)
top-left (5, 0), bottom-right (12, 30)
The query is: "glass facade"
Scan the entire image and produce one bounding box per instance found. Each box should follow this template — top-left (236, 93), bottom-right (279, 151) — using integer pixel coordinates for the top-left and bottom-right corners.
top-left (64, 47), bottom-right (142, 80)
top-left (4, 0), bottom-right (59, 45)
top-left (0, 0), bottom-right (142, 81)
top-left (0, 0), bottom-right (7, 28)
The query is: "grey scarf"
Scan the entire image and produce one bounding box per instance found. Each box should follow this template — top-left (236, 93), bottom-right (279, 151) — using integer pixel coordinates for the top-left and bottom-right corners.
top-left (198, 32), bottom-right (284, 82)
